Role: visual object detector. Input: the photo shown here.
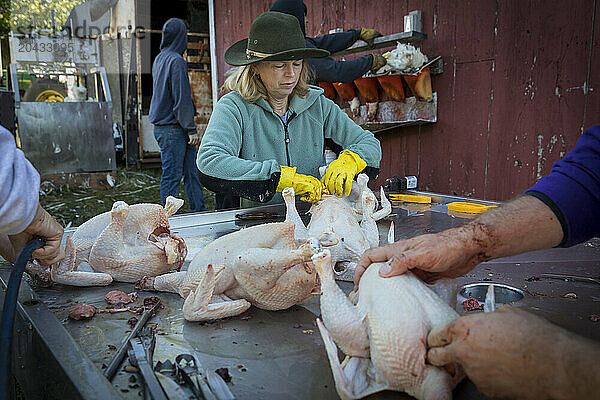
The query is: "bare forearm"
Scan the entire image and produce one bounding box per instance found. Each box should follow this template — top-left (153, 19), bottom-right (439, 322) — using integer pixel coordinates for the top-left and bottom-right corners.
top-left (356, 194), bottom-right (565, 284)
top-left (554, 332), bottom-right (600, 399)
top-left (460, 195), bottom-right (564, 261)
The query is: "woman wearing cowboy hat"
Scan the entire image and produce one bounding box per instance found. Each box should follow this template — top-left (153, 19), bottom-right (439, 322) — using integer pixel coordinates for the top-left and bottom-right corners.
top-left (197, 11), bottom-right (381, 207)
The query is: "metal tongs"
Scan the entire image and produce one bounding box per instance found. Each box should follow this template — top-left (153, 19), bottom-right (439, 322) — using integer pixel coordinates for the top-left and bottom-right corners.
top-left (154, 353), bottom-right (233, 400)
top-left (128, 332), bottom-right (167, 400)
top-left (173, 354), bottom-right (211, 399)
top-left (175, 353), bottom-right (235, 400)
top-left (104, 298), bottom-right (162, 380)
top-left (541, 273), bottom-right (600, 285)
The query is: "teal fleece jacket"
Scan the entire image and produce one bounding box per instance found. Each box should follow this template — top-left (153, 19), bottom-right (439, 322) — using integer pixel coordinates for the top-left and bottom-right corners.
top-left (197, 86), bottom-right (381, 205)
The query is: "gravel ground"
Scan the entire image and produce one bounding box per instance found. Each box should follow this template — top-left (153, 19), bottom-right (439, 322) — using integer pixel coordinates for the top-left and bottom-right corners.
top-left (39, 167), bottom-right (216, 228)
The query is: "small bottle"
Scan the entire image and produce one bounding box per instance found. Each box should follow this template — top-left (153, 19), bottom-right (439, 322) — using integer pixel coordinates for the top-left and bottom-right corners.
top-left (384, 175), bottom-right (418, 193)
top-left (405, 175), bottom-right (418, 189)
top-left (324, 149), bottom-right (336, 166)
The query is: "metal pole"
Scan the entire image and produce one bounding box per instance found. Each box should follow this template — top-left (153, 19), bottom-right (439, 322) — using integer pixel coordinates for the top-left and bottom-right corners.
top-left (103, 300), bottom-right (160, 380)
top-left (208, 0), bottom-right (218, 109)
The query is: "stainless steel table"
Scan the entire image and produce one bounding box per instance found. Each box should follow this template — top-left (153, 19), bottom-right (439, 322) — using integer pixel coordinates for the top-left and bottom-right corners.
top-left (1, 196), bottom-right (599, 400)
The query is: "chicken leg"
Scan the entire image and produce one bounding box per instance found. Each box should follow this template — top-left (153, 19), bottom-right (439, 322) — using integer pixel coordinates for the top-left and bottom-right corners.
top-left (163, 195), bottom-right (184, 217)
top-left (359, 191), bottom-right (379, 248)
top-left (312, 250), bottom-right (369, 357)
top-left (317, 318), bottom-right (389, 400)
top-left (282, 187), bottom-right (309, 241)
top-left (51, 235), bottom-right (113, 286)
top-left (182, 264), bottom-right (251, 321)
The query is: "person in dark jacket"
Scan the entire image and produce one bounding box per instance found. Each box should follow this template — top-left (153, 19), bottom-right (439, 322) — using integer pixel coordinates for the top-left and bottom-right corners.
top-left (270, 0), bottom-right (387, 83)
top-left (149, 18), bottom-right (206, 212)
top-left (355, 125), bottom-right (600, 399)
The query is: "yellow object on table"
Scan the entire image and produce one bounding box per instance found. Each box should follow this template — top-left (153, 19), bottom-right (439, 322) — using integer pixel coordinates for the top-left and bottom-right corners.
top-left (447, 201), bottom-right (497, 214)
top-left (388, 194), bottom-right (432, 203)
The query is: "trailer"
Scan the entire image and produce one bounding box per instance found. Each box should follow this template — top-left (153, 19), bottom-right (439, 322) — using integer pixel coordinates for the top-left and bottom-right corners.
top-left (2, 31), bottom-right (116, 176)
top-left (1, 192), bottom-right (599, 399)
top-left (0, 0), bottom-right (213, 172)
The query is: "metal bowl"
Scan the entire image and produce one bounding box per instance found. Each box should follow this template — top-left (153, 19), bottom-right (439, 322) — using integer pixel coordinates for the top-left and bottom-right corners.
top-left (459, 282), bottom-right (524, 304)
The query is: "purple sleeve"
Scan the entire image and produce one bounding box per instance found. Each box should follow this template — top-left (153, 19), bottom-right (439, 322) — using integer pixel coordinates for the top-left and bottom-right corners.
top-left (0, 126), bottom-right (40, 235)
top-left (526, 125), bottom-right (600, 247)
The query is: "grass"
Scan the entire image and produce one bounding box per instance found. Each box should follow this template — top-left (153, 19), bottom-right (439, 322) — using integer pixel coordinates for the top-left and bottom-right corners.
top-left (39, 167), bottom-right (216, 228)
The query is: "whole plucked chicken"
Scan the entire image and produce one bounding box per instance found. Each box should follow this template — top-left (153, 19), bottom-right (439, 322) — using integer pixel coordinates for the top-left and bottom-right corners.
top-left (284, 173), bottom-right (391, 281)
top-left (39, 197), bottom-right (187, 286)
top-left (137, 201), bottom-right (324, 321)
top-left (312, 218), bottom-right (463, 399)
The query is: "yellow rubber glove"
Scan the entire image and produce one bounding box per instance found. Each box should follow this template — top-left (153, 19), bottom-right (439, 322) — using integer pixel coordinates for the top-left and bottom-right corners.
top-left (360, 28), bottom-right (382, 42)
top-left (277, 166), bottom-right (325, 203)
top-left (321, 149), bottom-right (367, 197)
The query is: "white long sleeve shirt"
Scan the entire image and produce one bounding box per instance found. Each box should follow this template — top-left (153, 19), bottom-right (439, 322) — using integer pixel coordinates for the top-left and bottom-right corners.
top-left (0, 125), bottom-right (40, 235)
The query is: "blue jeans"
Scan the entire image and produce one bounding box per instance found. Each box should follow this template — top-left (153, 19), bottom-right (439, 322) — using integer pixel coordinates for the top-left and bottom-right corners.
top-left (154, 124), bottom-right (206, 212)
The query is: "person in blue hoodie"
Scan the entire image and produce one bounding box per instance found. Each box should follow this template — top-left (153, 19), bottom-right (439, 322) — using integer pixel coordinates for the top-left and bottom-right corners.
top-left (269, 0), bottom-right (387, 83)
top-left (149, 18), bottom-right (206, 212)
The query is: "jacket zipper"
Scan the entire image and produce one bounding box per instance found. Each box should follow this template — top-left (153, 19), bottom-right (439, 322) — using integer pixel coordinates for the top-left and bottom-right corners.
top-left (282, 111), bottom-right (297, 166)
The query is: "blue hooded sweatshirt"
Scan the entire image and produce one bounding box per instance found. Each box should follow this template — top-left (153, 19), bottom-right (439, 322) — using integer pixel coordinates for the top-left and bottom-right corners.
top-left (269, 0), bottom-right (373, 83)
top-left (148, 18), bottom-right (196, 133)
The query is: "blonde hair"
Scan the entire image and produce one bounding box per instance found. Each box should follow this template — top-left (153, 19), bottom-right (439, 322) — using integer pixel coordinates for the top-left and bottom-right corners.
top-left (221, 61), bottom-right (310, 102)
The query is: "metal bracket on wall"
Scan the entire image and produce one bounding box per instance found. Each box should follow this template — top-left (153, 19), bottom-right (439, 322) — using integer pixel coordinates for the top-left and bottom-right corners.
top-left (404, 10), bottom-right (423, 33)
top-left (429, 57), bottom-right (444, 75)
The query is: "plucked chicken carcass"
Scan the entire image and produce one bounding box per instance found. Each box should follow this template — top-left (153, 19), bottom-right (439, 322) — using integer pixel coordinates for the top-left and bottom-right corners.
top-left (284, 173), bottom-right (391, 281)
top-left (313, 248), bottom-right (463, 400)
top-left (41, 197), bottom-right (187, 286)
top-left (137, 178), bottom-right (387, 321)
top-left (137, 217), bottom-right (324, 321)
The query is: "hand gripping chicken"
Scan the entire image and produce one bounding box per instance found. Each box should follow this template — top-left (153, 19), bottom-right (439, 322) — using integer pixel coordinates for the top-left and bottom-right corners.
top-left (46, 197), bottom-right (187, 286)
top-left (284, 173), bottom-right (391, 281)
top-left (312, 223), bottom-right (464, 399)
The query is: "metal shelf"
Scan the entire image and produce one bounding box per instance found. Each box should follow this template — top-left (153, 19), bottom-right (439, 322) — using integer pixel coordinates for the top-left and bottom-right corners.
top-left (330, 29), bottom-right (437, 132)
top-left (331, 31), bottom-right (427, 57)
top-left (342, 93), bottom-right (437, 133)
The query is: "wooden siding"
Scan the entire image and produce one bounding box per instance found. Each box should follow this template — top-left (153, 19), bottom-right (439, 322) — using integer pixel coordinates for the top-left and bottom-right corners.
top-left (213, 0), bottom-right (599, 201)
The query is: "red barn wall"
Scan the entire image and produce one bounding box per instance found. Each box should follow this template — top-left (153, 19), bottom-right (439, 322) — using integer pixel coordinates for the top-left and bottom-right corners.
top-left (213, 0), bottom-right (599, 201)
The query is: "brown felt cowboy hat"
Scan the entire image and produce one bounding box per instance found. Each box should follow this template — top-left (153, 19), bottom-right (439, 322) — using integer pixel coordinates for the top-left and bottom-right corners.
top-left (224, 11), bottom-right (329, 66)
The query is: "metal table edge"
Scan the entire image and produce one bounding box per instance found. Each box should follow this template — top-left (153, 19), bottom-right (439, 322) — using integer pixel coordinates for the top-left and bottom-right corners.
top-left (0, 269), bottom-right (121, 399)
top-left (404, 190), bottom-right (501, 206)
